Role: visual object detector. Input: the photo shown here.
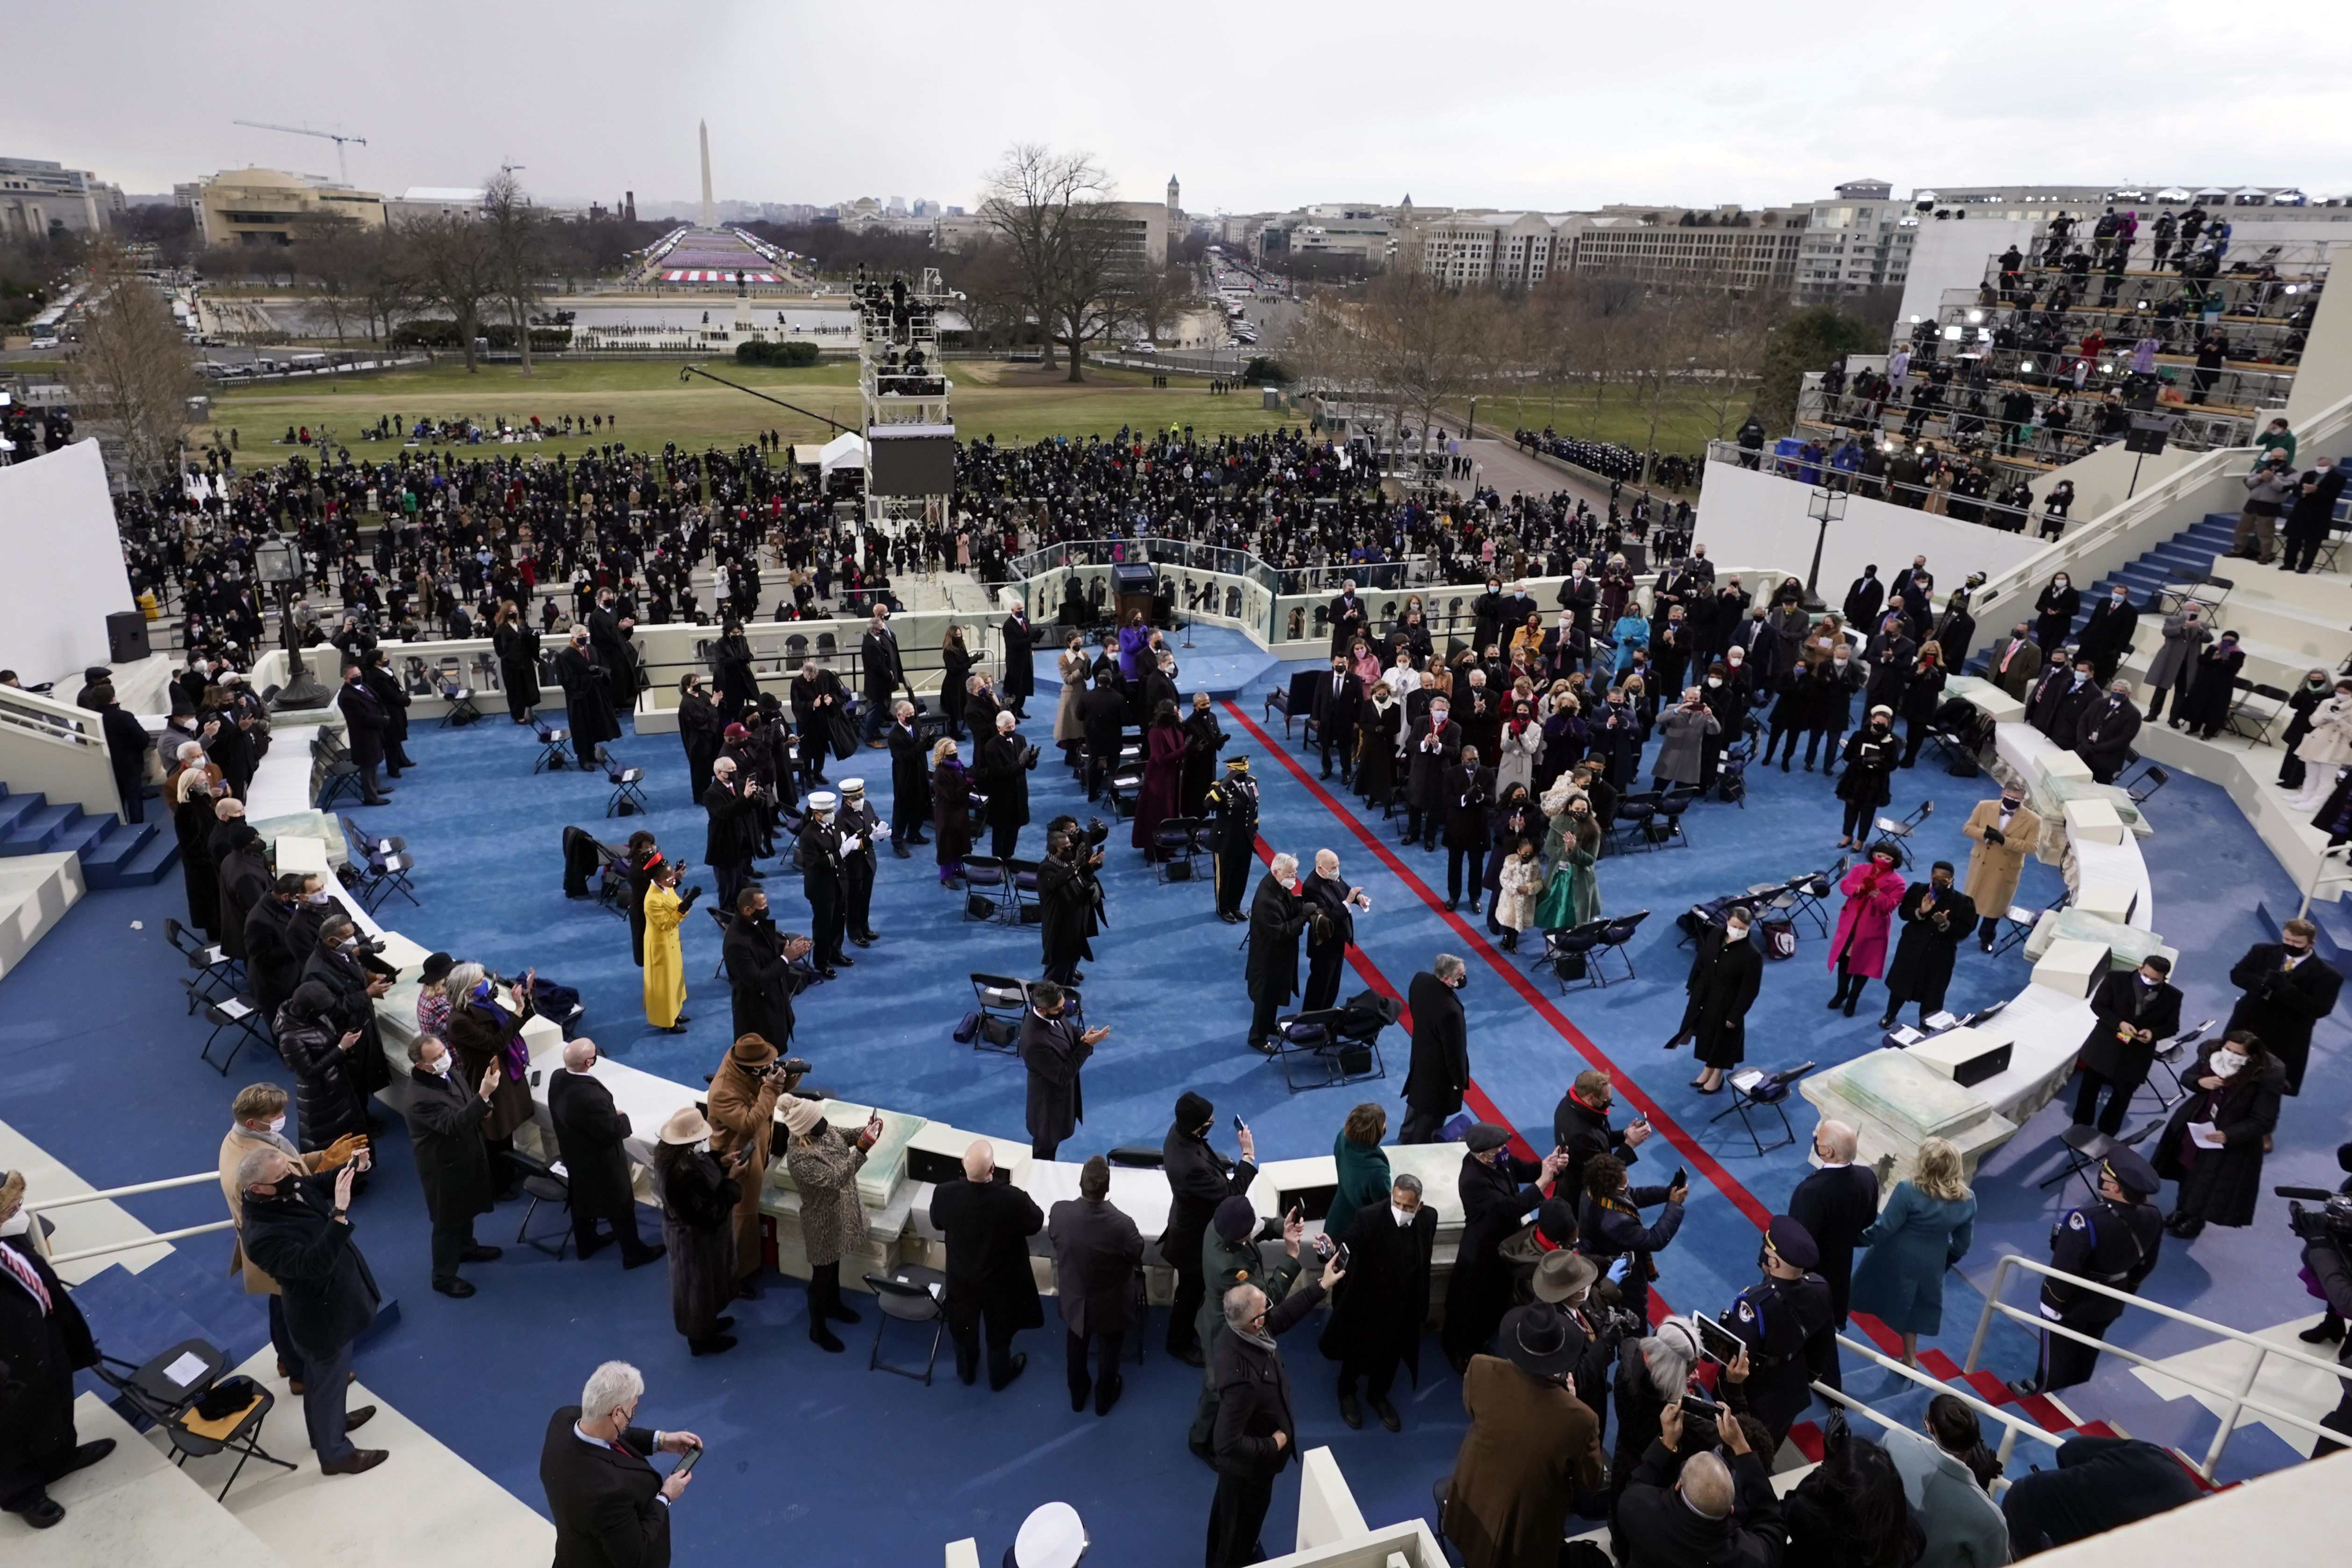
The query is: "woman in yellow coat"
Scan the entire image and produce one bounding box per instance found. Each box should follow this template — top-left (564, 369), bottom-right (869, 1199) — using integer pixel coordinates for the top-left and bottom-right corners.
top-left (642, 858), bottom-right (700, 1033)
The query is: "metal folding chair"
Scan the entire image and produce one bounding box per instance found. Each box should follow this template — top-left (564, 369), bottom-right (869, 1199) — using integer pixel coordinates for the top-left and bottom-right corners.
top-left (504, 1149), bottom-right (574, 1258)
top-left (967, 972), bottom-right (1026, 1053)
top-left (351, 846), bottom-right (417, 913)
top-left (598, 748), bottom-right (649, 816)
top-left (864, 1265), bottom-right (948, 1383)
top-left (2039, 1120), bottom-right (2161, 1197)
top-left (1872, 799), bottom-right (1935, 867)
top-left (1151, 816), bottom-right (1202, 883)
top-left (2121, 763), bottom-right (2171, 805)
top-left (98, 1340), bottom-right (296, 1502)
top-left (1651, 786), bottom-right (1700, 850)
top-left (1991, 890), bottom-right (2064, 958)
top-left (1710, 1068), bottom-right (1798, 1156)
top-left (1539, 919), bottom-right (1608, 993)
top-left (959, 857), bottom-right (1013, 923)
top-left (1593, 909), bottom-right (1651, 982)
top-left (185, 981), bottom-right (271, 1075)
top-left (2227, 682), bottom-right (2289, 746)
top-left (167, 917), bottom-right (243, 1002)
top-left (532, 718), bottom-right (572, 772)
top-left (2144, 1019), bottom-right (2216, 1111)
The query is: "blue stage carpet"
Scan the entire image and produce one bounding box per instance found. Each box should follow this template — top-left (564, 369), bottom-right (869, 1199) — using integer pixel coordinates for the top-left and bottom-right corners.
top-left (0, 640), bottom-right (2341, 1560)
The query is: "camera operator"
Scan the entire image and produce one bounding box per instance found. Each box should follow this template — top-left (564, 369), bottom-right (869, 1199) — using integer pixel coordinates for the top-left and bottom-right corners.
top-left (2285, 1143), bottom-right (2352, 1454)
top-left (1038, 823), bottom-right (1106, 988)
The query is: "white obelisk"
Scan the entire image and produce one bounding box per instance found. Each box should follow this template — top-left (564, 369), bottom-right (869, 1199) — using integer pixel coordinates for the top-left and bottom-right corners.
top-left (698, 119), bottom-right (715, 229)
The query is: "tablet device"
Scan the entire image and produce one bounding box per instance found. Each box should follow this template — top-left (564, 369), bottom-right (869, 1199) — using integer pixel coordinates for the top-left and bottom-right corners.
top-left (1691, 1311), bottom-right (1745, 1366)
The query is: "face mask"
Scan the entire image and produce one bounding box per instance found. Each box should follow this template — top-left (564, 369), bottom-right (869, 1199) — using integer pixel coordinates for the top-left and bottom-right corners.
top-left (0, 1209), bottom-right (28, 1237)
top-left (2210, 1051), bottom-right (2245, 1079)
top-left (429, 1054), bottom-right (454, 1078)
top-left (268, 1115), bottom-right (287, 1135)
top-left (1452, 974), bottom-right (1469, 992)
top-left (1705, 677), bottom-right (1721, 688)
top-left (270, 1172), bottom-right (301, 1198)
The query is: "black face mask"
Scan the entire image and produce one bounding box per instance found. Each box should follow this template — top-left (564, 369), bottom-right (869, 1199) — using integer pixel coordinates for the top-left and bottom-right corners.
top-left (270, 1172), bottom-right (301, 1199)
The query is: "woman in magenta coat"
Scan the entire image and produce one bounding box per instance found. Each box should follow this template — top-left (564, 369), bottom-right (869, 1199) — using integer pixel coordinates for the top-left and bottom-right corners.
top-left (1131, 698), bottom-right (1188, 856)
top-left (1827, 842), bottom-right (1907, 1017)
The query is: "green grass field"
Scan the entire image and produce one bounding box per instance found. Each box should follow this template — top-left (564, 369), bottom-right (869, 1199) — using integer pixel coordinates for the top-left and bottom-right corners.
top-left (201, 357), bottom-right (1298, 457)
top-left (1458, 385), bottom-right (1751, 457)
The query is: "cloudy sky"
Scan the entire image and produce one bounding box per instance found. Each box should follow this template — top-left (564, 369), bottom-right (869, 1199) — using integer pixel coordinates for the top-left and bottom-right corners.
top-left (10, 1), bottom-right (2348, 214)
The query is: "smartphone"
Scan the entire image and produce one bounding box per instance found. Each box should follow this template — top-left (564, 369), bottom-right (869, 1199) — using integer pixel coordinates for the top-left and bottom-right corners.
top-left (672, 1444), bottom-right (702, 1477)
top-left (1232, 1114), bottom-right (1247, 1133)
top-left (1691, 1311), bottom-right (1746, 1366)
top-left (1678, 1391), bottom-right (1721, 1421)
top-left (1669, 1165), bottom-right (1688, 1192)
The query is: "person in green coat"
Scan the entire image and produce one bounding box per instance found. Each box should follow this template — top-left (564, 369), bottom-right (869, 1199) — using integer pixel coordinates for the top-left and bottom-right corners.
top-left (1186, 1195), bottom-right (1304, 1459)
top-left (1534, 799), bottom-right (1602, 932)
top-left (1850, 1136), bottom-right (1978, 1367)
top-left (1326, 1103), bottom-right (1392, 1245)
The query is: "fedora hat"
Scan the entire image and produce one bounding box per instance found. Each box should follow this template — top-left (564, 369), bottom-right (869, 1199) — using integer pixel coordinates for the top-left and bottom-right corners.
top-left (1499, 1304), bottom-right (1584, 1381)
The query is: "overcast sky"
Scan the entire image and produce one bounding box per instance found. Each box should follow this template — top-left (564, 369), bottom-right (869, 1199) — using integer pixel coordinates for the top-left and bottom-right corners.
top-left (10, 1), bottom-right (2348, 215)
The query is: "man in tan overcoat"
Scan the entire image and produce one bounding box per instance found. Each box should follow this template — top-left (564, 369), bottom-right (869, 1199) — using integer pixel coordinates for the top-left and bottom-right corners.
top-left (1961, 784), bottom-right (2043, 951)
top-left (217, 1082), bottom-right (364, 1392)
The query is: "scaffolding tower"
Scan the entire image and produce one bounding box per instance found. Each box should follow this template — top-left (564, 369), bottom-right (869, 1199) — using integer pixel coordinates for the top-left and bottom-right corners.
top-left (853, 266), bottom-right (955, 535)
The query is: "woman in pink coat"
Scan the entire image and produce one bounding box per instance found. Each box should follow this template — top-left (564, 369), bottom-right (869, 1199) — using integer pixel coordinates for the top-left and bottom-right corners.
top-left (1827, 843), bottom-right (1907, 1017)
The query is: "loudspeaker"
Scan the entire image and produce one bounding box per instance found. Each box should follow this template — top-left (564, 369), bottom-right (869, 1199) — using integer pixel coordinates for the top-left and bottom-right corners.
top-left (106, 610), bottom-right (151, 663)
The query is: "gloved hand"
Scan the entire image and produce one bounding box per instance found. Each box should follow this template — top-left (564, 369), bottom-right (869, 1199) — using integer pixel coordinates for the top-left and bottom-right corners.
top-left (1607, 1257), bottom-right (1633, 1284)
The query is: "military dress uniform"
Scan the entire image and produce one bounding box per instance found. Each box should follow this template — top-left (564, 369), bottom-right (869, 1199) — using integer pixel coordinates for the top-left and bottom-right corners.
top-left (1203, 761), bottom-right (1262, 923)
top-left (798, 798), bottom-right (850, 972)
top-left (835, 782), bottom-right (884, 944)
top-left (1724, 1216), bottom-right (1835, 1445)
top-left (2017, 1152), bottom-right (2164, 1396)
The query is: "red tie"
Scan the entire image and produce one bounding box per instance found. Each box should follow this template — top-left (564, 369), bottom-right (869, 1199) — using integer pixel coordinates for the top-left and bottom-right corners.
top-left (0, 1242), bottom-right (52, 1315)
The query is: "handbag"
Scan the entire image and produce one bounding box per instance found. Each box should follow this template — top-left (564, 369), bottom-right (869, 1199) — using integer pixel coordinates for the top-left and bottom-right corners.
top-left (828, 707), bottom-right (858, 761)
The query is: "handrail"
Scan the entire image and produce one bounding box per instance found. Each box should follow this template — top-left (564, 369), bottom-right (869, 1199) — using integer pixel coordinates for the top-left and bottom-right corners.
top-left (24, 1171), bottom-right (223, 1212)
top-left (1962, 1252), bottom-right (2352, 1479)
top-left (46, 1219), bottom-right (233, 1268)
top-left (0, 685), bottom-right (106, 750)
top-left (1823, 1331), bottom-right (2064, 1467)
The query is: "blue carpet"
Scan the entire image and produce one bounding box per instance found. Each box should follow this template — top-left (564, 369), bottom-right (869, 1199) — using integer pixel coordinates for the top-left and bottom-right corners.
top-left (1, 643), bottom-right (2342, 1559)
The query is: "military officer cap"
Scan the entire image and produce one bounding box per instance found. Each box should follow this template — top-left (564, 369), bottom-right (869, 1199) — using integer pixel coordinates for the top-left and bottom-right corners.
top-left (1226, 754), bottom-right (1250, 770)
top-left (1462, 1122), bottom-right (1513, 1154)
top-left (839, 778), bottom-right (865, 796)
top-left (1766, 1214), bottom-right (1820, 1270)
top-left (2102, 1147), bottom-right (2159, 1199)
top-left (806, 791), bottom-right (837, 812)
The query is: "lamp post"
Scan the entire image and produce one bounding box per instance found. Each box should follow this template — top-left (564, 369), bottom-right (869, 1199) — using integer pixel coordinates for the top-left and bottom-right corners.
top-left (1804, 485), bottom-right (1846, 611)
top-left (254, 535), bottom-right (329, 710)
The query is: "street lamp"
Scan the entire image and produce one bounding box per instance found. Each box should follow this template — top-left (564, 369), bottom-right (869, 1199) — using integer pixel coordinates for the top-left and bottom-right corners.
top-left (1804, 485), bottom-right (1846, 609)
top-left (254, 534), bottom-right (330, 710)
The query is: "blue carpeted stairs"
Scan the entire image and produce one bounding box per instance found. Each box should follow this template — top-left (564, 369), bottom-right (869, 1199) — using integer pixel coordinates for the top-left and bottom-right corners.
top-left (0, 780), bottom-right (178, 887)
top-left (2064, 511), bottom-right (2237, 638)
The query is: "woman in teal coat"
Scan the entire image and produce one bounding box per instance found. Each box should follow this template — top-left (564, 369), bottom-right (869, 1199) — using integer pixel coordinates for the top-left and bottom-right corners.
top-left (1326, 1102), bottom-right (1393, 1244)
top-left (1850, 1135), bottom-right (1977, 1366)
top-left (1534, 799), bottom-right (1602, 931)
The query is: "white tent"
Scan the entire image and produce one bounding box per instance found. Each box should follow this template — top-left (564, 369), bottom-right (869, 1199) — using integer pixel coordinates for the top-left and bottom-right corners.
top-left (817, 430), bottom-right (866, 477)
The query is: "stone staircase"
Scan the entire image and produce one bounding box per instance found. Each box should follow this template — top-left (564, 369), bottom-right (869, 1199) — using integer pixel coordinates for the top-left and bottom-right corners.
top-left (0, 781), bottom-right (178, 888)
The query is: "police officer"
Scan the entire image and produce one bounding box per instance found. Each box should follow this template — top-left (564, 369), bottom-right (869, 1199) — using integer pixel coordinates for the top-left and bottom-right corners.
top-left (798, 792), bottom-right (852, 977)
top-left (834, 779), bottom-right (886, 947)
top-left (1723, 1214), bottom-right (1835, 1448)
top-left (2008, 1148), bottom-right (2164, 1399)
top-left (1203, 755), bottom-right (1261, 924)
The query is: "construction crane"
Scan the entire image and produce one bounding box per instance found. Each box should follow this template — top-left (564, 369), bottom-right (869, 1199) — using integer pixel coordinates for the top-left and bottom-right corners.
top-left (231, 121), bottom-right (368, 184)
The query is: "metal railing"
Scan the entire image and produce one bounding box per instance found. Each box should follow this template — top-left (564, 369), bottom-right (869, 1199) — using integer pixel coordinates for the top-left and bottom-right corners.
top-left (1814, 1331), bottom-right (2064, 1477)
top-left (1000, 537), bottom-right (1427, 597)
top-left (1709, 439), bottom-right (2052, 534)
top-left (24, 1171), bottom-right (222, 1212)
top-left (1962, 1252), bottom-right (2352, 1480)
top-left (49, 1221), bottom-right (234, 1269)
top-left (25, 1169), bottom-right (236, 1270)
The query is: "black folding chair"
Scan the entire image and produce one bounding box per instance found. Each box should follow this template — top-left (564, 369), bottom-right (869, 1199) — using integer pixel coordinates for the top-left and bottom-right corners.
top-left (350, 844), bottom-right (417, 913)
top-left (340, 816), bottom-right (408, 862)
top-left (186, 981), bottom-right (270, 1075)
top-left (1593, 909), bottom-right (1651, 982)
top-left (438, 675), bottom-right (482, 727)
top-left (2143, 1019), bottom-right (2217, 1111)
top-left (312, 733), bottom-right (362, 810)
top-left (1151, 816), bottom-right (1202, 884)
top-left (1008, 857), bottom-right (1044, 925)
top-left (167, 916), bottom-right (243, 1001)
top-left (959, 857), bottom-right (1013, 923)
top-left (1990, 890), bottom-right (2065, 958)
top-left (968, 972), bottom-right (1027, 1053)
top-left (1710, 1067), bottom-right (1799, 1156)
top-left (598, 747), bottom-right (649, 816)
top-left (2121, 763), bottom-right (2171, 806)
top-left (1610, 791), bottom-right (1661, 856)
top-left (503, 1149), bottom-right (574, 1257)
top-left (532, 718), bottom-right (572, 772)
top-left (1539, 919), bottom-right (1608, 993)
top-left (1651, 786), bottom-right (1700, 850)
top-left (1872, 799), bottom-right (1935, 867)
top-left (98, 1340), bottom-right (296, 1501)
top-left (2039, 1120), bottom-right (2161, 1197)
top-left (864, 1265), bottom-right (948, 1383)
top-left (2227, 682), bottom-right (2289, 746)
top-left (707, 906), bottom-right (736, 978)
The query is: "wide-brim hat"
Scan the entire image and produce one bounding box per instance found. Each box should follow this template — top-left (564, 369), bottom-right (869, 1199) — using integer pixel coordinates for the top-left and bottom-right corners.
top-left (729, 1033), bottom-right (778, 1067)
top-left (1499, 1304), bottom-right (1583, 1379)
top-left (660, 1107), bottom-right (711, 1145)
top-left (1532, 1250), bottom-right (1598, 1304)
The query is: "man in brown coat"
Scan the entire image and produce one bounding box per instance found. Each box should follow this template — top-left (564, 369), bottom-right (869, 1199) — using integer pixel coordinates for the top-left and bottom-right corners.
top-left (706, 1034), bottom-right (784, 1294)
top-left (1440, 1304), bottom-right (1606, 1568)
top-left (217, 1083), bottom-right (366, 1393)
top-left (1961, 786), bottom-right (2043, 951)
top-left (1982, 622), bottom-right (2043, 700)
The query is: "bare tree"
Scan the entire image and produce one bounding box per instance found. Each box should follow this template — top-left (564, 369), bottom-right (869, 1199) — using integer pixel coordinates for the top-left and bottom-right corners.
top-left (1121, 261), bottom-right (1197, 345)
top-left (64, 248), bottom-right (197, 490)
top-left (482, 171), bottom-right (548, 375)
top-left (980, 144), bottom-right (1129, 382)
top-left (403, 209), bottom-right (502, 373)
top-left (288, 209), bottom-right (365, 347)
top-left (352, 224), bottom-right (416, 345)
top-left (1331, 269), bottom-right (1489, 458)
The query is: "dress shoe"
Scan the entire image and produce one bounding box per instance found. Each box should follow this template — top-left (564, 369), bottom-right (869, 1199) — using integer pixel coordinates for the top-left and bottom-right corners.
top-left (461, 1244), bottom-right (503, 1263)
top-left (849, 935), bottom-right (873, 947)
top-left (1841, 999), bottom-right (1857, 1018)
top-left (658, 1024), bottom-right (689, 1035)
top-left (1876, 1015), bottom-right (1898, 1029)
top-left (2005, 1377), bottom-right (2042, 1400)
top-left (815, 967), bottom-right (837, 980)
top-left (12, 1494), bottom-right (64, 1528)
top-left (1826, 994), bottom-right (1847, 1010)
top-left (893, 843), bottom-right (911, 858)
top-left (1094, 1376), bottom-right (1124, 1416)
top-left (58, 1439), bottom-right (115, 1475)
top-left (714, 1315), bottom-right (735, 1331)
top-left (674, 1014), bottom-right (692, 1025)
top-left (320, 1448), bottom-right (389, 1476)
top-left (689, 1335), bottom-right (739, 1356)
top-left (2298, 1316), bottom-right (2345, 1345)
top-left (1780, 758), bottom-right (1791, 772)
top-left (1339, 1391), bottom-right (1363, 1430)
top-left (576, 1236), bottom-right (608, 1261)
top-left (990, 1352), bottom-right (1028, 1392)
top-left (432, 1278), bottom-right (476, 1298)
top-left (343, 1405), bottom-right (377, 1434)
top-left (736, 1279), bottom-right (762, 1301)
top-left (1372, 1398), bottom-right (1402, 1432)
top-left (622, 1246), bottom-right (666, 1269)
top-left (832, 955), bottom-right (855, 968)
top-left (810, 1325), bottom-right (846, 1353)
top-left (1444, 899), bottom-right (1458, 912)
top-left (1070, 1381), bottom-right (1091, 1412)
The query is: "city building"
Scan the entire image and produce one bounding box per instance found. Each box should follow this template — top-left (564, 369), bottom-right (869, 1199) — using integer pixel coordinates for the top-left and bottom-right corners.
top-left (1401, 201), bottom-right (1806, 293)
top-left (0, 156), bottom-right (124, 240)
top-left (187, 167), bottom-right (387, 247)
top-left (388, 186), bottom-right (489, 223)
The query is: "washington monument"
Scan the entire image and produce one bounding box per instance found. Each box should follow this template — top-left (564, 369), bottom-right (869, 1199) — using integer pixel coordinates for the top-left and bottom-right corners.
top-left (698, 119), bottom-right (715, 228)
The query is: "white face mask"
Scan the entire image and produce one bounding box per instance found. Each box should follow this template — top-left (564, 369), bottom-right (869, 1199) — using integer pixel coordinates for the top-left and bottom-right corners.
top-left (268, 1115), bottom-right (287, 1135)
top-left (1392, 1205), bottom-right (1415, 1228)
top-left (428, 1053), bottom-right (454, 1078)
top-left (0, 1208), bottom-right (26, 1237)
top-left (2210, 1050), bottom-right (2246, 1079)
top-left (1705, 677), bottom-right (1721, 688)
